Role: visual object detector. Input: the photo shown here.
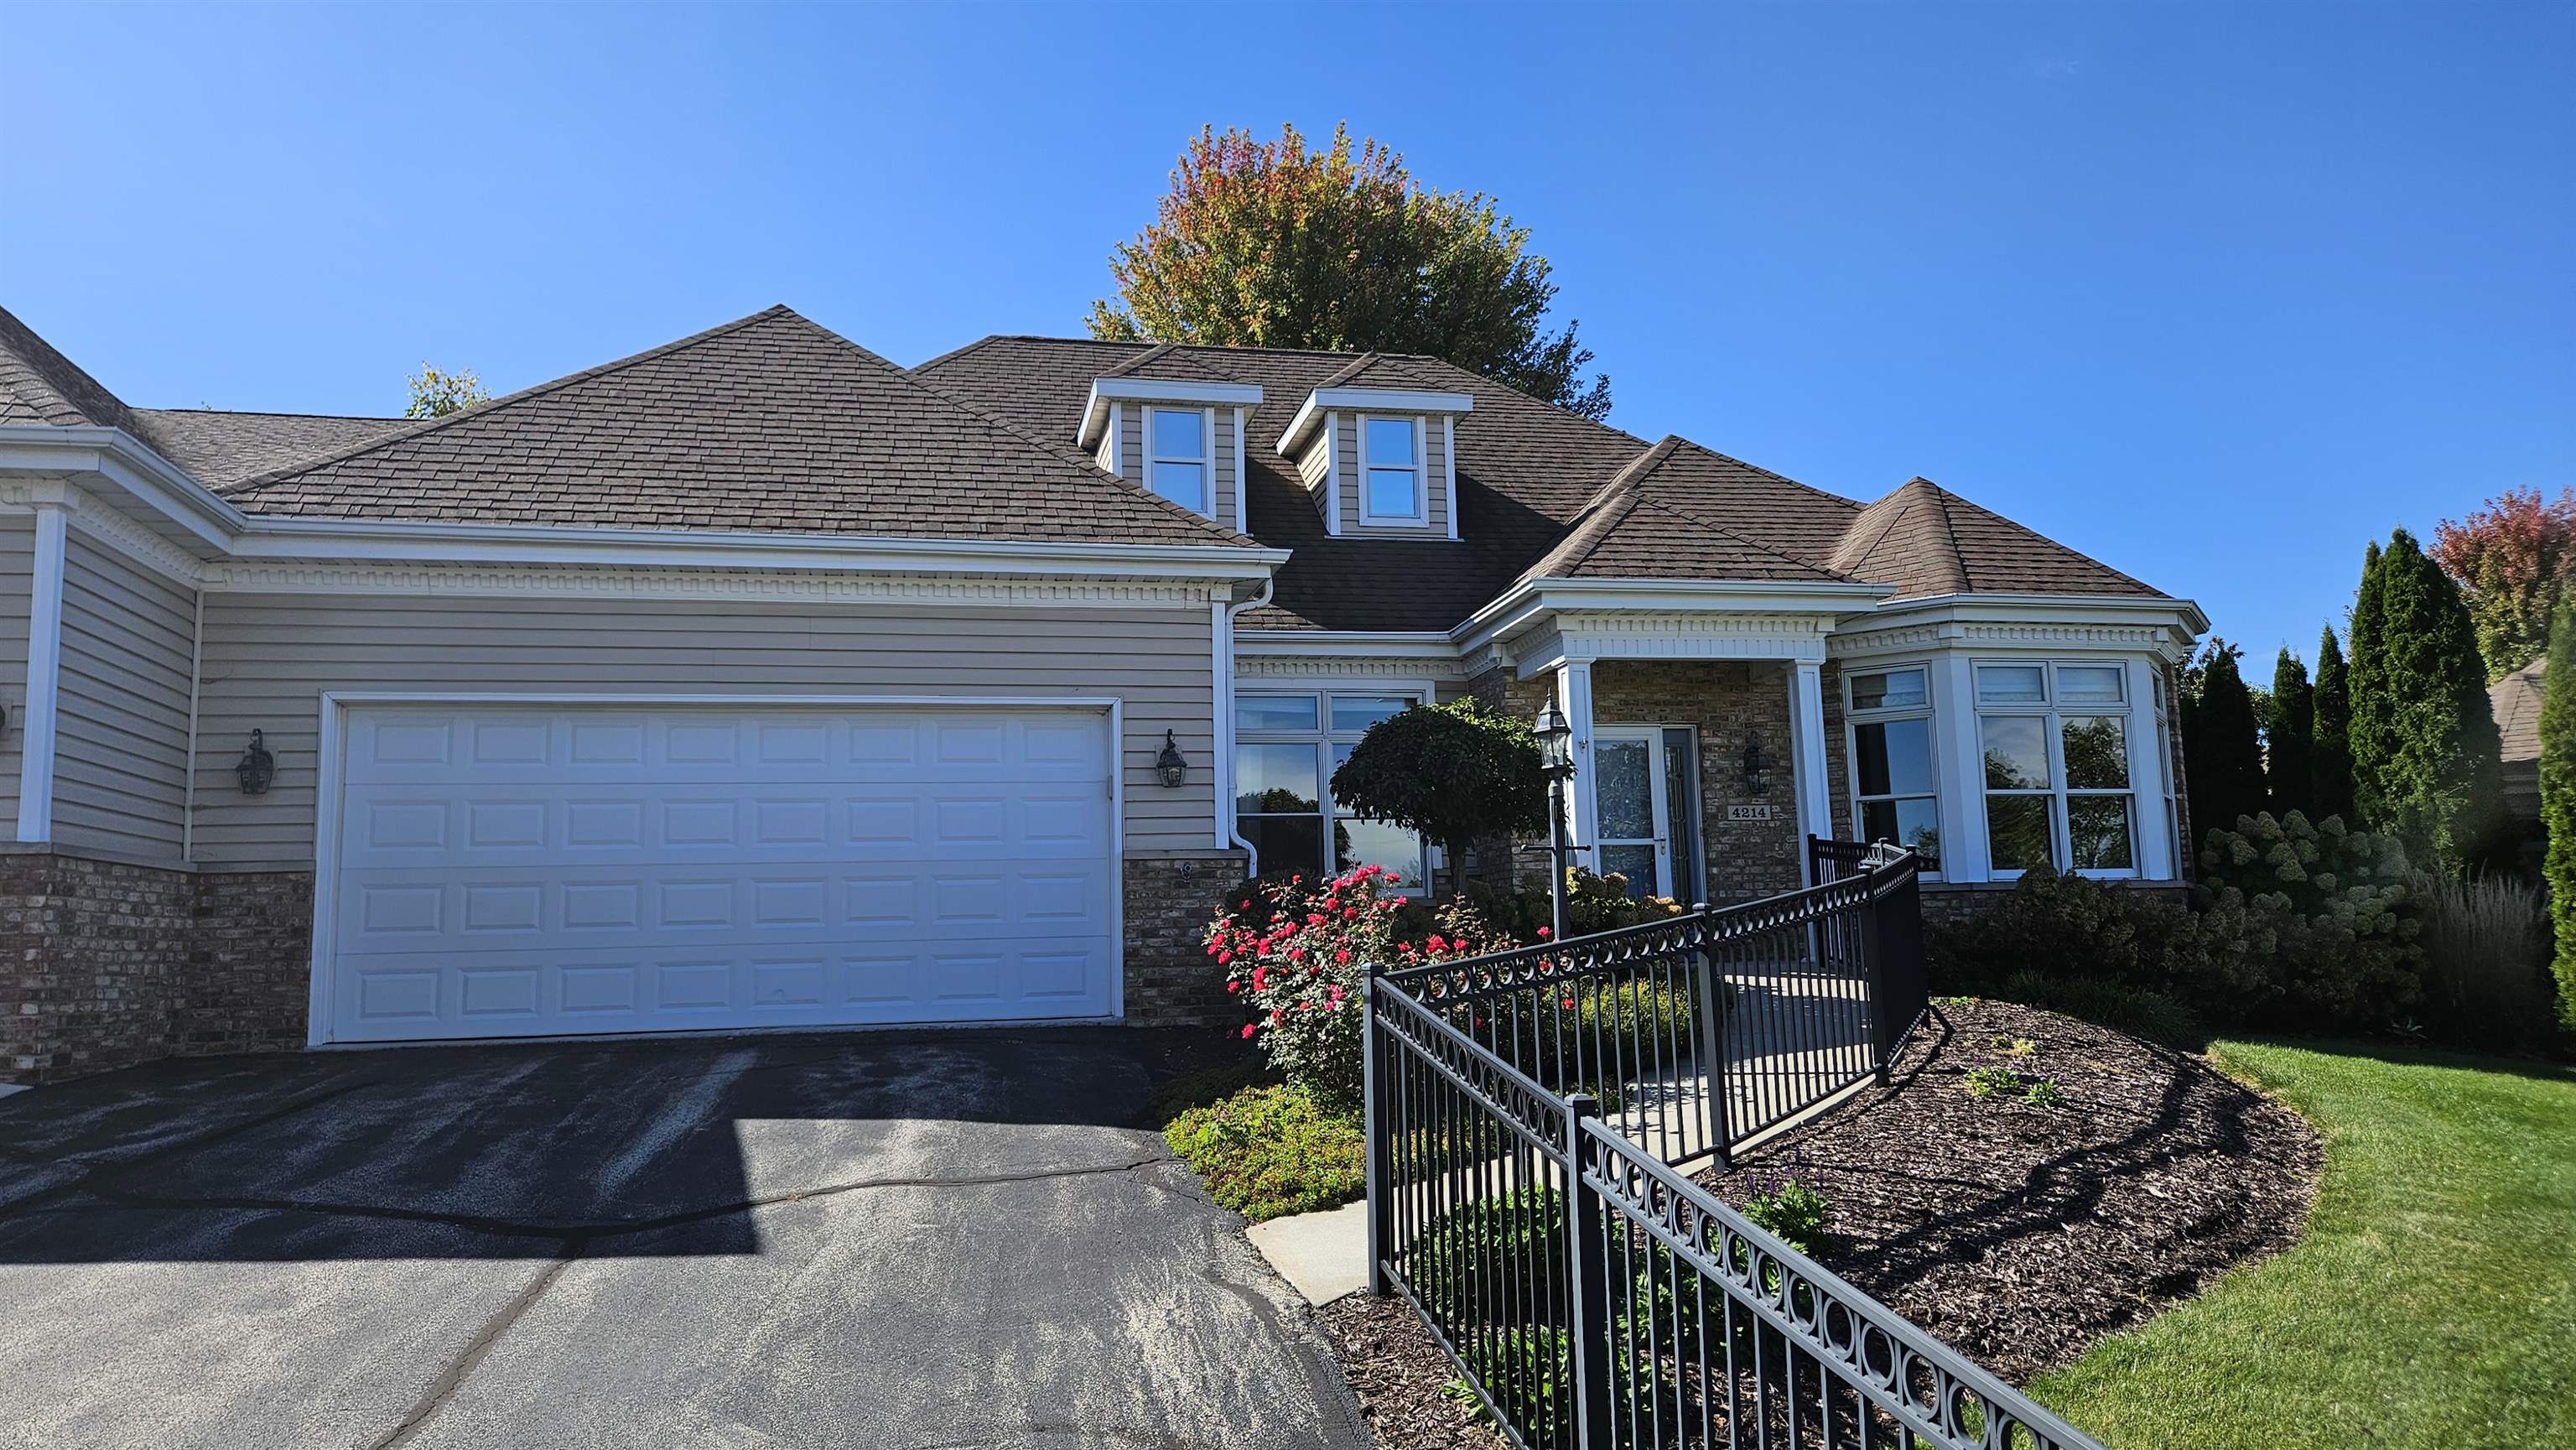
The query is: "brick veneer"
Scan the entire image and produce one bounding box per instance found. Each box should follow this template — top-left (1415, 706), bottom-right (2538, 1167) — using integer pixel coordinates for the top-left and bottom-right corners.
top-left (182, 870), bottom-right (314, 1058)
top-left (1121, 850), bottom-right (1247, 1028)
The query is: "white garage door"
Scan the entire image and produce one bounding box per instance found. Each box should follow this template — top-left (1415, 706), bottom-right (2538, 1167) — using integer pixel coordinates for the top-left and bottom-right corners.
top-left (319, 702), bottom-right (1119, 1044)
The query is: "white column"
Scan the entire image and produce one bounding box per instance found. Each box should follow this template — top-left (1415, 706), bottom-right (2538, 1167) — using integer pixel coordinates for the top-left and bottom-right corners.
top-left (1935, 652), bottom-right (1991, 881)
top-left (16, 506), bottom-right (65, 843)
top-left (1555, 659), bottom-right (1597, 868)
top-left (1788, 660), bottom-right (1832, 876)
top-left (2126, 656), bottom-right (2175, 880)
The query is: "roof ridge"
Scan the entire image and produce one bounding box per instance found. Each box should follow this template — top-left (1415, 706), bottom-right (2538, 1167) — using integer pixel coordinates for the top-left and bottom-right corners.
top-left (1833, 485), bottom-right (1925, 576)
top-left (1662, 436), bottom-right (1862, 512)
top-left (1631, 495), bottom-right (1854, 579)
top-left (1526, 439), bottom-right (1684, 577)
top-left (780, 314), bottom-right (1257, 548)
top-left (0, 303), bottom-right (138, 430)
top-left (220, 305), bottom-right (797, 496)
top-left (136, 405), bottom-right (406, 423)
top-left (1914, 476), bottom-right (2152, 595)
top-left (1101, 342), bottom-right (1179, 378)
top-left (907, 333), bottom-right (1016, 372)
top-left (1315, 351), bottom-right (1384, 390)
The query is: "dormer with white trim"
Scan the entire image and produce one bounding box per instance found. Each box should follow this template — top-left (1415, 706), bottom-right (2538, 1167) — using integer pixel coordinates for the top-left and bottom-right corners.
top-left (1077, 367), bottom-right (1262, 534)
top-left (1274, 372), bottom-right (1472, 540)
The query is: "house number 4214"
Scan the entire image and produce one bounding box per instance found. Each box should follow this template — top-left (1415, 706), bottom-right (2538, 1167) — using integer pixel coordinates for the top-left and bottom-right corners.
top-left (1727, 804), bottom-right (1777, 822)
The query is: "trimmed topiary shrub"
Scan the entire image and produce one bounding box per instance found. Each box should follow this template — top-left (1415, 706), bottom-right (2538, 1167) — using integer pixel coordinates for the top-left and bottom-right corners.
top-left (1328, 699), bottom-right (1550, 901)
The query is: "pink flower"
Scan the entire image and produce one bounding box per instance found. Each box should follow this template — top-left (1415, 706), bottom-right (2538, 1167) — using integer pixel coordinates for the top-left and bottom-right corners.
top-left (1240, 1023), bottom-right (1257, 1039)
top-left (1251, 965), bottom-right (1269, 991)
top-left (1335, 948), bottom-right (1352, 964)
top-left (1427, 934), bottom-right (1447, 952)
top-left (1217, 951), bottom-right (1233, 965)
top-left (1270, 1008), bottom-right (1285, 1024)
top-left (1537, 926), bottom-right (1553, 939)
top-left (1227, 980), bottom-right (1242, 995)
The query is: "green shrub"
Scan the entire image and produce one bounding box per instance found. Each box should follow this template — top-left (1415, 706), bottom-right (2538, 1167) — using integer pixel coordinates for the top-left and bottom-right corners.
top-left (2200, 811), bottom-right (2425, 1027)
top-left (2410, 871), bottom-right (2563, 1052)
top-left (1453, 1326), bottom-right (1571, 1430)
top-left (1470, 865), bottom-right (1688, 942)
top-left (1408, 1186), bottom-right (1566, 1313)
top-left (2542, 594), bottom-right (2576, 1036)
top-left (1739, 1169), bottom-right (1831, 1256)
top-left (1961, 1063), bottom-right (2028, 1099)
top-left (1926, 863), bottom-right (2264, 1022)
top-left (1161, 1084), bottom-right (1363, 1222)
top-left (2024, 1077), bottom-right (2069, 1110)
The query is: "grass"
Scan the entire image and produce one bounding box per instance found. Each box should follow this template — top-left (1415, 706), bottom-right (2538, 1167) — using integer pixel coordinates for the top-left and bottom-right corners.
top-left (2029, 1038), bottom-right (2576, 1449)
top-left (1162, 1082), bottom-right (1365, 1222)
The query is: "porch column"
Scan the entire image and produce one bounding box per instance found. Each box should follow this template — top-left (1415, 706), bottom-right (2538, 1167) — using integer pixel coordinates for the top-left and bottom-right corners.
top-left (1555, 660), bottom-right (1597, 869)
top-left (1788, 660), bottom-right (1831, 876)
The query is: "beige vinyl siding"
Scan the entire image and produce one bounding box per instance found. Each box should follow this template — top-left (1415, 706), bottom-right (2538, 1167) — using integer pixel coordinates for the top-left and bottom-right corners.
top-left (0, 515), bottom-right (32, 829)
top-left (1125, 404), bottom-right (1239, 534)
top-left (52, 532), bottom-right (195, 860)
top-left (190, 595), bottom-right (1218, 865)
top-left (1296, 418), bottom-right (1333, 522)
top-left (1338, 413), bottom-right (1451, 537)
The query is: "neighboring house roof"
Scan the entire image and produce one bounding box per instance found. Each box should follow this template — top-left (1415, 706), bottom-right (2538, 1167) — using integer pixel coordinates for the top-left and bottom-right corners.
top-left (219, 308), bottom-right (1255, 548)
top-left (130, 408), bottom-right (411, 489)
top-left (2492, 655), bottom-right (2545, 764)
top-left (916, 336), bottom-right (2175, 629)
top-left (1829, 476), bottom-right (2158, 601)
top-left (0, 304), bottom-right (142, 430)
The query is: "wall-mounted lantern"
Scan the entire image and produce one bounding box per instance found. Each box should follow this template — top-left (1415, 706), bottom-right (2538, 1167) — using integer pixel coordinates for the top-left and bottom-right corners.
top-left (237, 730), bottom-right (275, 795)
top-left (1741, 731), bottom-right (1770, 795)
top-left (1155, 730), bottom-right (1189, 789)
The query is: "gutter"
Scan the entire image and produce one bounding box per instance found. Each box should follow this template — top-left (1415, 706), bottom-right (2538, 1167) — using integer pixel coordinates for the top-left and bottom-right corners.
top-left (1220, 576), bottom-right (1277, 876)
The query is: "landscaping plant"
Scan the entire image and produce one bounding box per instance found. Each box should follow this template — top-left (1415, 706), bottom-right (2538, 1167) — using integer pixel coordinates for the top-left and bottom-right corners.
top-left (2407, 871), bottom-right (2559, 1051)
top-left (1161, 1083), bottom-right (1365, 1221)
top-left (2347, 528), bottom-right (2506, 875)
top-left (2311, 626), bottom-right (2356, 824)
top-left (2267, 647), bottom-right (2316, 819)
top-left (2199, 810), bottom-right (2425, 1028)
top-left (2542, 594), bottom-right (2576, 1033)
top-left (1738, 1167), bottom-right (1831, 1256)
top-left (2184, 642), bottom-right (2268, 838)
top-left (1327, 698), bottom-right (1550, 902)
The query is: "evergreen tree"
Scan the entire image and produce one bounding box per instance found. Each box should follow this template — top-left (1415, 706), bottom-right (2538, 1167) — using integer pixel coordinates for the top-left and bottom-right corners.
top-left (2348, 539), bottom-right (2392, 830)
top-left (2311, 626), bottom-right (2355, 822)
top-left (2354, 529), bottom-right (2506, 873)
top-left (2537, 597), bottom-right (2576, 1032)
top-left (2186, 642), bottom-right (2267, 838)
top-left (2267, 648), bottom-right (2315, 818)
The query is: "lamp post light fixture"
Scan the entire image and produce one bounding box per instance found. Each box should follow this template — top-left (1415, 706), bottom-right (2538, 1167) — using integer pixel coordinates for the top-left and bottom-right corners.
top-left (1532, 702), bottom-right (1576, 945)
top-left (1155, 729), bottom-right (1190, 789)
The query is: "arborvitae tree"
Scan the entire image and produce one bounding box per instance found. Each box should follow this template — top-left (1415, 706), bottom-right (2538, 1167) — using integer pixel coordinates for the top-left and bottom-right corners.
top-left (2268, 648), bottom-right (2316, 819)
top-left (2537, 596), bottom-right (2576, 1031)
top-left (2311, 626), bottom-right (2355, 822)
top-left (2349, 539), bottom-right (2392, 830)
top-left (2355, 529), bottom-right (2506, 874)
top-left (2186, 642), bottom-right (2267, 838)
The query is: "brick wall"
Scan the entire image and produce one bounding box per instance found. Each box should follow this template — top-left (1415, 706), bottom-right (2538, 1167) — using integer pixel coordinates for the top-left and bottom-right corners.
top-left (182, 871), bottom-right (314, 1058)
top-left (1594, 660), bottom-right (1805, 903)
top-left (0, 853), bottom-right (195, 1082)
top-left (1122, 850), bottom-right (1247, 1029)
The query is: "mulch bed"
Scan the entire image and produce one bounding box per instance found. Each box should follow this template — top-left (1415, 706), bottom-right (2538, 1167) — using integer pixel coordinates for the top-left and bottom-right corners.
top-left (1308, 1000), bottom-right (2323, 1442)
top-left (1316, 1291), bottom-right (1508, 1450)
top-left (1696, 999), bottom-right (2322, 1384)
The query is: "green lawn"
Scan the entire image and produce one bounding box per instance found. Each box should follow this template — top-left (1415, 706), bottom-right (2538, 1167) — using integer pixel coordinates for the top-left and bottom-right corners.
top-left (2029, 1039), bottom-right (2576, 1449)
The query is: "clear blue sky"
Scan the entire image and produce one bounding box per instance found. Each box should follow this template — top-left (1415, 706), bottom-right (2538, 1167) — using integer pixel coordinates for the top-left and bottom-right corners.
top-left (4, 2), bottom-right (2568, 665)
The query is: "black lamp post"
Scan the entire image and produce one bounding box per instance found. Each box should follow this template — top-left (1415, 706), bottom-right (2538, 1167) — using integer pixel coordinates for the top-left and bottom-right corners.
top-left (1533, 701), bottom-right (1576, 945)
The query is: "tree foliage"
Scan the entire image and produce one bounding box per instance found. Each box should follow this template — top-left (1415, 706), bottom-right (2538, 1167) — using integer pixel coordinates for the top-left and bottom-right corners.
top-left (2267, 648), bottom-right (2315, 819)
top-left (1088, 123), bottom-right (1612, 419)
top-left (403, 363), bottom-right (491, 419)
top-left (2429, 485), bottom-right (2576, 682)
top-left (2184, 640), bottom-right (2267, 836)
top-left (2311, 626), bottom-right (2356, 823)
top-left (2349, 529), bottom-right (2506, 875)
top-left (1328, 699), bottom-right (1550, 897)
top-left (2539, 596), bottom-right (2576, 1032)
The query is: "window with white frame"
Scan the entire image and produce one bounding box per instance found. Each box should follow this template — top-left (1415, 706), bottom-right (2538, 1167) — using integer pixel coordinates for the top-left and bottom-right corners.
top-left (1234, 689), bottom-right (1427, 886)
top-left (1147, 407), bottom-right (1210, 514)
top-left (1360, 416), bottom-right (1423, 522)
top-left (1844, 665), bottom-right (1941, 870)
top-left (2153, 666), bottom-right (2184, 869)
top-left (1976, 662), bottom-right (2137, 876)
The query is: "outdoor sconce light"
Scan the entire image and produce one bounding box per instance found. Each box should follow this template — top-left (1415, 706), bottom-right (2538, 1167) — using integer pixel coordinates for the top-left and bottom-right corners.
top-left (1741, 731), bottom-right (1770, 795)
top-left (236, 730), bottom-right (275, 796)
top-left (1155, 730), bottom-right (1189, 789)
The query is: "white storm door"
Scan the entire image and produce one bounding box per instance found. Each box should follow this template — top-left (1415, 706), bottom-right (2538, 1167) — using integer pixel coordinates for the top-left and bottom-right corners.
top-left (322, 703), bottom-right (1117, 1043)
top-left (1590, 729), bottom-right (1673, 900)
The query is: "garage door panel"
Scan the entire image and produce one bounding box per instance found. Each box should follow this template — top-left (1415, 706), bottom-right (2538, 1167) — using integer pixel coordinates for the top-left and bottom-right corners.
top-left (325, 704), bottom-right (1119, 1043)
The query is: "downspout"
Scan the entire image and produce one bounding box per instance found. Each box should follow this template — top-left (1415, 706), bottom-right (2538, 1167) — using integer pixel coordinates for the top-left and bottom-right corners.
top-left (1220, 575), bottom-right (1276, 876)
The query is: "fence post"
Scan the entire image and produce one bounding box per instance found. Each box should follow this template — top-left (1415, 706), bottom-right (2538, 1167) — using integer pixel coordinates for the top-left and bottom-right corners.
top-left (1363, 960), bottom-right (1389, 1297)
top-left (1857, 873), bottom-right (1893, 1088)
top-left (1563, 1092), bottom-right (1615, 1450)
top-left (1689, 912), bottom-right (1732, 1169)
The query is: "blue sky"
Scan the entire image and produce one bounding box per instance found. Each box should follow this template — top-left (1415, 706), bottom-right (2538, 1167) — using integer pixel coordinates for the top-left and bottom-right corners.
top-left (3, 1), bottom-right (2567, 665)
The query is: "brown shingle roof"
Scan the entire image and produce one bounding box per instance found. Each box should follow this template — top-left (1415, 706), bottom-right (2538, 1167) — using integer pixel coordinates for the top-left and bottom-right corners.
top-left (222, 309), bottom-right (1255, 548)
top-left (1831, 476), bottom-right (2158, 600)
top-left (0, 304), bottom-right (139, 430)
top-left (131, 408), bottom-right (411, 489)
top-left (1519, 438), bottom-right (1858, 585)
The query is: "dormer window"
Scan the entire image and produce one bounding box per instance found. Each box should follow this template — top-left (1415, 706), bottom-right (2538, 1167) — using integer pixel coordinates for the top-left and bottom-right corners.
top-left (1148, 407), bottom-right (1210, 514)
top-left (1362, 416), bottom-right (1424, 522)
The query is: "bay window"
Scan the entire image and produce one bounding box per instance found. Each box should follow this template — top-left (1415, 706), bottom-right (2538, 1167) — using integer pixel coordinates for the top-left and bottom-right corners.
top-left (1976, 662), bottom-right (2137, 876)
top-left (1844, 664), bottom-right (1941, 868)
top-left (1233, 689), bottom-right (1427, 887)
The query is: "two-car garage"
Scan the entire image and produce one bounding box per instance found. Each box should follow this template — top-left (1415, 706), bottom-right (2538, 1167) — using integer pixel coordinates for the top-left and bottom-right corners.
top-left (313, 700), bottom-right (1122, 1044)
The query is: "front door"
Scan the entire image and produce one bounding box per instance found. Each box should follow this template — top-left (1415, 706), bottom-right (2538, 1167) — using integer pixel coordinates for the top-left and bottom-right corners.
top-left (1592, 729), bottom-right (1675, 900)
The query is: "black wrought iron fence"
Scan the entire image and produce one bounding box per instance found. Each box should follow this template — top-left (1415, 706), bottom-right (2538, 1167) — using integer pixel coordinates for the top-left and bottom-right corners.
top-left (1363, 843), bottom-right (2101, 1450)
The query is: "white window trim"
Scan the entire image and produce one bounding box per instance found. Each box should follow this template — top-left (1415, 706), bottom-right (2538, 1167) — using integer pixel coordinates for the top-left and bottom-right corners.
top-left (1442, 415), bottom-right (1459, 540)
top-left (1232, 682), bottom-right (1435, 892)
top-left (1973, 658), bottom-right (2142, 881)
top-left (1357, 413), bottom-right (1427, 525)
top-left (1145, 406), bottom-right (1213, 517)
top-left (1841, 661), bottom-right (1945, 880)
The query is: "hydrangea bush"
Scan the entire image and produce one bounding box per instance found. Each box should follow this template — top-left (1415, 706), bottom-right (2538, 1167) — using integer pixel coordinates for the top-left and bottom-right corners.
top-left (1206, 864), bottom-right (1519, 1110)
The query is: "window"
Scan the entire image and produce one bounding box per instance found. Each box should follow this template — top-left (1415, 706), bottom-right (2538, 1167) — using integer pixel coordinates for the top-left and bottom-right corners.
top-left (1976, 662), bottom-right (2136, 876)
top-left (1148, 408), bottom-right (1209, 513)
top-left (1234, 689), bottom-right (1426, 886)
top-left (1361, 416), bottom-right (1422, 522)
top-left (1845, 666), bottom-right (1941, 869)
top-left (2154, 667), bottom-right (2184, 868)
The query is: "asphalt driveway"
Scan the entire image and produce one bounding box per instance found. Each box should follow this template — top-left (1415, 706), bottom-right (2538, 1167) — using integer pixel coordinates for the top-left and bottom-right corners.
top-left (0, 1028), bottom-right (1370, 1450)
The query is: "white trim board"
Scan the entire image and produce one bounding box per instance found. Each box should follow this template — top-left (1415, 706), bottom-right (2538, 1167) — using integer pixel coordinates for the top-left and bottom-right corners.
top-left (14, 507), bottom-right (65, 843)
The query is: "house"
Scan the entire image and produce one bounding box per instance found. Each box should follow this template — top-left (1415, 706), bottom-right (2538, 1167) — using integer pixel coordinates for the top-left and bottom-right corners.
top-left (0, 304), bottom-right (2204, 1084)
top-left (2490, 654), bottom-right (2544, 848)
